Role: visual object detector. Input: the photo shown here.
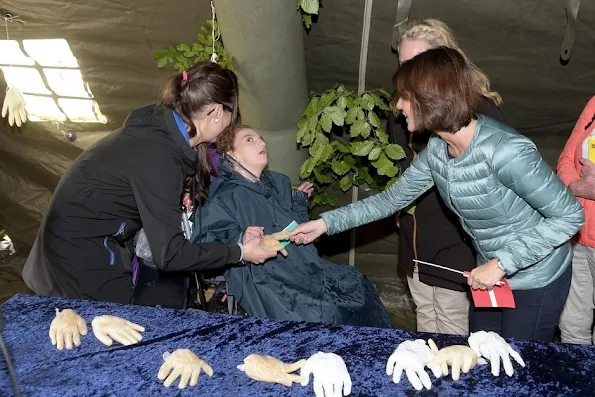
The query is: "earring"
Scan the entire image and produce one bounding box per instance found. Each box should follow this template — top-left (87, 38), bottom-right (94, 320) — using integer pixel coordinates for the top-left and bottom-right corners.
top-left (215, 118), bottom-right (219, 123)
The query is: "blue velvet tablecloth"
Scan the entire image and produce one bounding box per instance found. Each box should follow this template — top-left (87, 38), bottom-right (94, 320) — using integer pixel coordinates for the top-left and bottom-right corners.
top-left (1, 293), bottom-right (595, 396)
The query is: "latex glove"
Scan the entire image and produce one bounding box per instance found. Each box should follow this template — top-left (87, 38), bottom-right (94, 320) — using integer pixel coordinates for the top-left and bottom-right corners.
top-left (468, 331), bottom-right (525, 377)
top-left (300, 352), bottom-right (352, 397)
top-left (91, 315), bottom-right (145, 346)
top-left (386, 339), bottom-right (442, 391)
top-left (260, 231), bottom-right (291, 257)
top-left (158, 349), bottom-right (214, 389)
top-left (2, 86), bottom-right (27, 127)
top-left (49, 308), bottom-right (88, 350)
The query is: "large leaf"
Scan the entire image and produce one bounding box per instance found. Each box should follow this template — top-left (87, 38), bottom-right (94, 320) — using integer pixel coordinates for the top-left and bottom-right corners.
top-left (368, 147), bottom-right (382, 161)
top-left (371, 152), bottom-right (391, 170)
top-left (376, 128), bottom-right (389, 144)
top-left (314, 168), bottom-right (332, 184)
top-left (324, 105), bottom-right (347, 126)
top-left (339, 174), bottom-right (353, 191)
top-left (331, 159), bottom-right (351, 176)
top-left (297, 0), bottom-right (320, 14)
top-left (361, 93), bottom-right (375, 110)
top-left (368, 112), bottom-right (381, 128)
top-left (385, 144), bottom-right (406, 160)
top-left (304, 97), bottom-right (320, 118)
top-left (345, 106), bottom-right (359, 124)
top-left (351, 141), bottom-right (374, 156)
top-left (318, 91), bottom-right (337, 111)
top-left (300, 158), bottom-right (316, 178)
top-left (320, 113), bottom-right (332, 132)
top-left (319, 143), bottom-right (334, 162)
top-left (336, 96), bottom-right (347, 110)
top-left (157, 56), bottom-right (168, 68)
top-left (319, 192), bottom-right (337, 207)
top-left (350, 119), bottom-right (370, 137)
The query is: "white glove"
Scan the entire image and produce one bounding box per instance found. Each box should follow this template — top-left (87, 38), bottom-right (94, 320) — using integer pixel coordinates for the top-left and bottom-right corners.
top-left (158, 349), bottom-right (214, 389)
top-left (468, 331), bottom-right (525, 377)
top-left (300, 352), bottom-right (352, 397)
top-left (386, 339), bottom-right (442, 391)
top-left (2, 86), bottom-right (27, 127)
top-left (49, 308), bottom-right (88, 350)
top-left (91, 315), bottom-right (145, 346)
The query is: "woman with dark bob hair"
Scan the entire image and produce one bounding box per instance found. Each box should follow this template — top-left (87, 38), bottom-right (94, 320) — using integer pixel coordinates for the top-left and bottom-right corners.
top-left (289, 46), bottom-right (585, 341)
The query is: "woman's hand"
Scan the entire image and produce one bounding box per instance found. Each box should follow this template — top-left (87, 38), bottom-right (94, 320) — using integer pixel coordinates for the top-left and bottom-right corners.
top-left (467, 259), bottom-right (506, 290)
top-left (287, 219), bottom-right (327, 245)
top-left (243, 226), bottom-right (264, 244)
top-left (242, 237), bottom-right (277, 264)
top-left (297, 182), bottom-right (315, 198)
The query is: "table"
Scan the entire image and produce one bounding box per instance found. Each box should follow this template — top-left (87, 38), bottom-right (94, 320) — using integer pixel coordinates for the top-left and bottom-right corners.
top-left (1, 293), bottom-right (594, 396)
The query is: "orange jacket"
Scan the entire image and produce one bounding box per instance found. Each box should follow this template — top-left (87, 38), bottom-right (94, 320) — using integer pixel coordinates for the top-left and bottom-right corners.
top-left (557, 96), bottom-right (595, 247)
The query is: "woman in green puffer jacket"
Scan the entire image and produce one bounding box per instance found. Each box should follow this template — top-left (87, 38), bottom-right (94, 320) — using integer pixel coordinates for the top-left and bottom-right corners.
top-left (288, 47), bottom-right (584, 342)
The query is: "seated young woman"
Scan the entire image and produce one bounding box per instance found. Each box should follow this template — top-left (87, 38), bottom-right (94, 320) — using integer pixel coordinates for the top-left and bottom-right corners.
top-left (191, 125), bottom-right (392, 328)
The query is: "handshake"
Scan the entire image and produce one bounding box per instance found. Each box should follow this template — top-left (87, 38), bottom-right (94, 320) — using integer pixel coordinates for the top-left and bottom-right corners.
top-left (386, 331), bottom-right (526, 391)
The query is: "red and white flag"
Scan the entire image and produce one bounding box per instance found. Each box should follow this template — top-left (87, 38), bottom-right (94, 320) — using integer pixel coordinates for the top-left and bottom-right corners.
top-left (468, 278), bottom-right (516, 308)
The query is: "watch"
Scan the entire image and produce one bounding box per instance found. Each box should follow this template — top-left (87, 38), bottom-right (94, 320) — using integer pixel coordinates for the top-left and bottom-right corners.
top-left (494, 257), bottom-right (505, 272)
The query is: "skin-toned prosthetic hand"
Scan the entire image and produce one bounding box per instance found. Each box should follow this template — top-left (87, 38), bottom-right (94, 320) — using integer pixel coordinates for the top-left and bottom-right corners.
top-left (91, 315), bottom-right (145, 346)
top-left (386, 339), bottom-right (442, 391)
top-left (468, 331), bottom-right (526, 377)
top-left (300, 352), bottom-right (352, 397)
top-left (49, 308), bottom-right (88, 350)
top-left (237, 353), bottom-right (306, 387)
top-left (260, 231), bottom-right (291, 257)
top-left (157, 349), bottom-right (214, 389)
top-left (426, 339), bottom-right (484, 381)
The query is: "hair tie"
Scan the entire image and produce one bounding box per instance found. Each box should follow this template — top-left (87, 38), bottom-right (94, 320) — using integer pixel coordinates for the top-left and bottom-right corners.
top-left (182, 70), bottom-right (188, 81)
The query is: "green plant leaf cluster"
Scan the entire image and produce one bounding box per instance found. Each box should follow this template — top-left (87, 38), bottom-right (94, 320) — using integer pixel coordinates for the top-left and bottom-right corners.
top-left (297, 85), bottom-right (407, 209)
top-left (296, 0), bottom-right (321, 29)
top-left (153, 20), bottom-right (232, 71)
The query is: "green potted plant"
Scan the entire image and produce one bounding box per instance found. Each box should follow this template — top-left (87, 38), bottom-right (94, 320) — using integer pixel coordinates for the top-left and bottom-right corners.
top-left (296, 84), bottom-right (410, 210)
top-left (153, 20), bottom-right (231, 72)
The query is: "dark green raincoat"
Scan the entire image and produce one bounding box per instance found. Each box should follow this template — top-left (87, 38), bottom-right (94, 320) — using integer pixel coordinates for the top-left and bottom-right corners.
top-left (192, 158), bottom-right (392, 328)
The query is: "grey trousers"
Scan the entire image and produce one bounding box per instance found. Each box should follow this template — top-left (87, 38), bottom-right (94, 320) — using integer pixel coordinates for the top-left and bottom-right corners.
top-left (559, 242), bottom-right (595, 344)
top-left (407, 269), bottom-right (470, 335)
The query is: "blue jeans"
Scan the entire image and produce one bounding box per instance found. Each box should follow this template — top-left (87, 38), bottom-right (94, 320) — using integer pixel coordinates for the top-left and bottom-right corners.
top-left (469, 266), bottom-right (572, 341)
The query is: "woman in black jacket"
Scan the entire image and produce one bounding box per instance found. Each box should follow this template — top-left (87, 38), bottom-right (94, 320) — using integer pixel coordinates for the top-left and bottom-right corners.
top-left (388, 19), bottom-right (506, 335)
top-left (22, 62), bottom-right (276, 305)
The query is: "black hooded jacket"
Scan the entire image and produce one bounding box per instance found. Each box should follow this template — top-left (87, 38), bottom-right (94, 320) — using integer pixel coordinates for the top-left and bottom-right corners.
top-left (22, 105), bottom-right (241, 303)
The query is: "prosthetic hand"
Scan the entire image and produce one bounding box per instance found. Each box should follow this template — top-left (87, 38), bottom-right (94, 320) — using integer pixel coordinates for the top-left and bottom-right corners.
top-left (386, 339), bottom-right (442, 391)
top-left (468, 331), bottom-right (525, 377)
top-left (49, 308), bottom-right (88, 350)
top-left (260, 231), bottom-right (291, 257)
top-left (426, 339), bottom-right (481, 381)
top-left (2, 86), bottom-right (27, 127)
top-left (91, 315), bottom-right (145, 346)
top-left (300, 352), bottom-right (352, 397)
top-left (158, 349), bottom-right (214, 389)
top-left (237, 354), bottom-right (306, 387)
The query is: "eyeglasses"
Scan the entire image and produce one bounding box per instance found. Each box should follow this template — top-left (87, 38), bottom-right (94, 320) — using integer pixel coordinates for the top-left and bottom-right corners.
top-left (207, 103), bottom-right (233, 115)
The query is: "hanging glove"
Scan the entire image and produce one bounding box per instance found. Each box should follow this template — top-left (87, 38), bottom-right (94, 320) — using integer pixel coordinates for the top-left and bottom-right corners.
top-left (49, 308), bottom-right (88, 350)
top-left (2, 86), bottom-right (27, 127)
top-left (158, 349), bottom-right (214, 389)
top-left (91, 315), bottom-right (145, 346)
top-left (386, 339), bottom-right (442, 391)
top-left (300, 352), bottom-right (352, 397)
top-left (468, 331), bottom-right (526, 377)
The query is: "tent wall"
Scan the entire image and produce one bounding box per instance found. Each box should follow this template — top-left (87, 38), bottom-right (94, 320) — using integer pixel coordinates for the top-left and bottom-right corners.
top-left (0, 0), bottom-right (594, 250)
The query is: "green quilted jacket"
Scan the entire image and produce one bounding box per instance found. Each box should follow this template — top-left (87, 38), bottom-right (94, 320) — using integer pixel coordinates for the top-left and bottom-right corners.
top-left (321, 115), bottom-right (584, 290)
